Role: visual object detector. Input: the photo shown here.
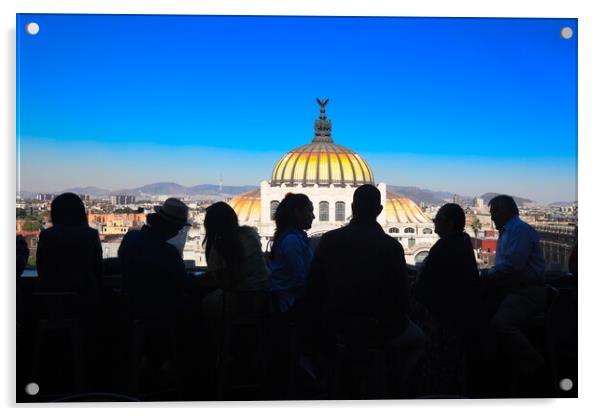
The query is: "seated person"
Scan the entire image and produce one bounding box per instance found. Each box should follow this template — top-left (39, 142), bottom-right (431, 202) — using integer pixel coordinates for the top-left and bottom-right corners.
top-left (118, 198), bottom-right (191, 318)
top-left (268, 193), bottom-right (315, 314)
top-left (36, 193), bottom-right (103, 300)
top-left (201, 202), bottom-right (270, 322)
top-left (305, 185), bottom-right (425, 390)
top-left (413, 203), bottom-right (481, 395)
top-left (413, 203), bottom-right (480, 339)
top-left (484, 195), bottom-right (547, 378)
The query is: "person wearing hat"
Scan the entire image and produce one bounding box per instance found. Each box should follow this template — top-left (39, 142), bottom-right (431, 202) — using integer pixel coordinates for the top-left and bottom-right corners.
top-left (118, 197), bottom-right (192, 318)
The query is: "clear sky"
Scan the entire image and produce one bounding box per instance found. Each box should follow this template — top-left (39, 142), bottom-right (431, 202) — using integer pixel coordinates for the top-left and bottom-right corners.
top-left (17, 14), bottom-right (577, 203)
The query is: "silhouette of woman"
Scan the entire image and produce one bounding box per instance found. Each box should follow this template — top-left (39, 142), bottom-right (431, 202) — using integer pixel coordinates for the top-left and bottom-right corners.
top-left (36, 193), bottom-right (103, 299)
top-left (269, 193), bottom-right (315, 313)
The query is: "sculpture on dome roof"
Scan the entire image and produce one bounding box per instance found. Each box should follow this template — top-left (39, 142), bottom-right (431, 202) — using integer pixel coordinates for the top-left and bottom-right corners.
top-left (316, 97), bottom-right (329, 119)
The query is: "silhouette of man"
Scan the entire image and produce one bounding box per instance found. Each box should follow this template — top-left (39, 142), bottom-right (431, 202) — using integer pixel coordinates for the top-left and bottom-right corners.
top-left (484, 195), bottom-right (546, 378)
top-left (305, 185), bottom-right (425, 374)
top-left (118, 197), bottom-right (191, 317)
top-left (414, 203), bottom-right (480, 339)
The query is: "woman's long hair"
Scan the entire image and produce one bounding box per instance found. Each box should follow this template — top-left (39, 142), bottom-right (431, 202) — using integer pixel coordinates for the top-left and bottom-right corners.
top-left (50, 193), bottom-right (88, 226)
top-left (270, 193), bottom-right (311, 259)
top-left (202, 202), bottom-right (243, 269)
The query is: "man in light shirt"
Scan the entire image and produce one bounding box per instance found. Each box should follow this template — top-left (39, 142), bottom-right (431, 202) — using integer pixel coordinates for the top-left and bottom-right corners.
top-left (484, 195), bottom-right (547, 380)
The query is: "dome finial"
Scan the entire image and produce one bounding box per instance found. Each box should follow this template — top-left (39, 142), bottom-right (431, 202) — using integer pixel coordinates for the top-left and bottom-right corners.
top-left (313, 98), bottom-right (333, 143)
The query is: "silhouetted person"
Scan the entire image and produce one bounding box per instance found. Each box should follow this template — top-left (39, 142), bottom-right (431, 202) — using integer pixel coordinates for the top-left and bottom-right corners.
top-left (118, 198), bottom-right (192, 388)
top-left (305, 185), bottom-right (425, 395)
top-left (118, 197), bottom-right (191, 318)
top-left (36, 193), bottom-right (103, 299)
top-left (483, 195), bottom-right (546, 380)
top-left (16, 234), bottom-right (30, 278)
top-left (202, 202), bottom-right (270, 323)
top-left (414, 203), bottom-right (480, 338)
top-left (413, 203), bottom-right (481, 395)
top-left (268, 193), bottom-right (315, 313)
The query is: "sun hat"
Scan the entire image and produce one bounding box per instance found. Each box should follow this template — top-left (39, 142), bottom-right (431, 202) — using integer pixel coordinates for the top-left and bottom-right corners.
top-left (154, 198), bottom-right (191, 226)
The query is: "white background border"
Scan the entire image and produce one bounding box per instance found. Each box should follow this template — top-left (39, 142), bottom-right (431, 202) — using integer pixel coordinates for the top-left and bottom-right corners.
top-left (3, 0), bottom-right (600, 413)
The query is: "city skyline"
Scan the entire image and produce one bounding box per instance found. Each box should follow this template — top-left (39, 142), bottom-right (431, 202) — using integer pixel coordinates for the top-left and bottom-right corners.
top-left (17, 15), bottom-right (577, 204)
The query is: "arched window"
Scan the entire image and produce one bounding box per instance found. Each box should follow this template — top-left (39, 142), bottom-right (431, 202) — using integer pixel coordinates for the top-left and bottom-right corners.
top-left (319, 201), bottom-right (329, 222)
top-left (404, 227), bottom-right (415, 234)
top-left (389, 227), bottom-right (400, 234)
top-left (335, 201), bottom-right (345, 221)
top-left (270, 200), bottom-right (279, 220)
top-left (423, 228), bottom-right (433, 234)
top-left (415, 251), bottom-right (429, 264)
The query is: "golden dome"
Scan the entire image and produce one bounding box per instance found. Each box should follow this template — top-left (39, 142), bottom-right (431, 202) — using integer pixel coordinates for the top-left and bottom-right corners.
top-left (386, 191), bottom-right (433, 224)
top-left (271, 98), bottom-right (374, 186)
top-left (228, 188), bottom-right (261, 223)
top-left (271, 142), bottom-right (374, 186)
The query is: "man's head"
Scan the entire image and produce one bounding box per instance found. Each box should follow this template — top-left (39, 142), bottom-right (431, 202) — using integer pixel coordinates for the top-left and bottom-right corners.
top-left (352, 184), bottom-right (383, 221)
top-left (147, 198), bottom-right (190, 241)
top-left (488, 195), bottom-right (519, 230)
top-left (434, 203), bottom-right (465, 238)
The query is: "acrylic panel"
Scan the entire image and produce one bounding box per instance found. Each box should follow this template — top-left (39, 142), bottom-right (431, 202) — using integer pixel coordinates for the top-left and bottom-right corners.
top-left (16, 14), bottom-right (578, 402)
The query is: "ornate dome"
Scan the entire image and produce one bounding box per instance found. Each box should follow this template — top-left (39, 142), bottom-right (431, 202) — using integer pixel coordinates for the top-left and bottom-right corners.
top-left (228, 188), bottom-right (261, 223)
top-left (386, 191), bottom-right (433, 224)
top-left (270, 98), bottom-right (374, 186)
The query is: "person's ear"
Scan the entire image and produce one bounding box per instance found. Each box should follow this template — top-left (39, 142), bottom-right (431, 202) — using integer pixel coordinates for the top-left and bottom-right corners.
top-left (376, 204), bottom-right (383, 216)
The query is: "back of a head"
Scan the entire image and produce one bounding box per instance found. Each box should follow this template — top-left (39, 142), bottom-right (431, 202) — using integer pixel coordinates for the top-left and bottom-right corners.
top-left (203, 202), bottom-right (239, 242)
top-left (439, 203), bottom-right (466, 233)
top-left (203, 202), bottom-right (242, 267)
top-left (50, 193), bottom-right (88, 226)
top-left (352, 184), bottom-right (381, 220)
top-left (488, 194), bottom-right (519, 216)
top-left (271, 193), bottom-right (311, 258)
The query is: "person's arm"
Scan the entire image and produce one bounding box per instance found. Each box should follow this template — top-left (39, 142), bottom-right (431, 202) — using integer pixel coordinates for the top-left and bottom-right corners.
top-left (91, 229), bottom-right (104, 281)
top-left (35, 231), bottom-right (49, 283)
top-left (413, 242), bottom-right (441, 308)
top-left (281, 233), bottom-right (312, 295)
top-left (389, 239), bottom-right (409, 317)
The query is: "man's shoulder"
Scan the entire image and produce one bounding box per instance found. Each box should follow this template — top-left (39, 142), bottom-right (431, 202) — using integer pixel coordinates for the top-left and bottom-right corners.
top-left (511, 217), bottom-right (539, 237)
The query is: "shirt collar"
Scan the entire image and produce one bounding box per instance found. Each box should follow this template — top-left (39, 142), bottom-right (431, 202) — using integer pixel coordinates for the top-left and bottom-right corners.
top-left (500, 215), bottom-right (520, 234)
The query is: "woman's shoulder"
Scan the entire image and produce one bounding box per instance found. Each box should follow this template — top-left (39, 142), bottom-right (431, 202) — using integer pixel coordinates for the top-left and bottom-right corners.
top-left (239, 225), bottom-right (260, 239)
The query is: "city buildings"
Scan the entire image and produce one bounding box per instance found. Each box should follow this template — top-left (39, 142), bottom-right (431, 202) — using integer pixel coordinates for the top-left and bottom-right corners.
top-left (110, 194), bottom-right (136, 205)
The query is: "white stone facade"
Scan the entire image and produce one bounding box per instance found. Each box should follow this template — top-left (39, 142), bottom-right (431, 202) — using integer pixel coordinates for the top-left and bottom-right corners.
top-left (253, 180), bottom-right (437, 265)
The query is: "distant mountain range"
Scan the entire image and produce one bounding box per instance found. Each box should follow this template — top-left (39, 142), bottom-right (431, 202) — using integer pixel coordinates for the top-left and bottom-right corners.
top-left (20, 182), bottom-right (549, 206)
top-left (479, 193), bottom-right (535, 207)
top-left (19, 183), bottom-right (257, 200)
top-left (388, 186), bottom-right (464, 205)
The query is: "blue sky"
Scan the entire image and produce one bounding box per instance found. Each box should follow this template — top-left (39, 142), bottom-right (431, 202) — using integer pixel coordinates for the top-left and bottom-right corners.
top-left (17, 14), bottom-right (577, 203)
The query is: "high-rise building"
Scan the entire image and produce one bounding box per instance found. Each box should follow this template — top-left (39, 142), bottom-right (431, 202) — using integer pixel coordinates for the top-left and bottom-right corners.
top-left (110, 195), bottom-right (136, 205)
top-left (36, 193), bottom-right (55, 201)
